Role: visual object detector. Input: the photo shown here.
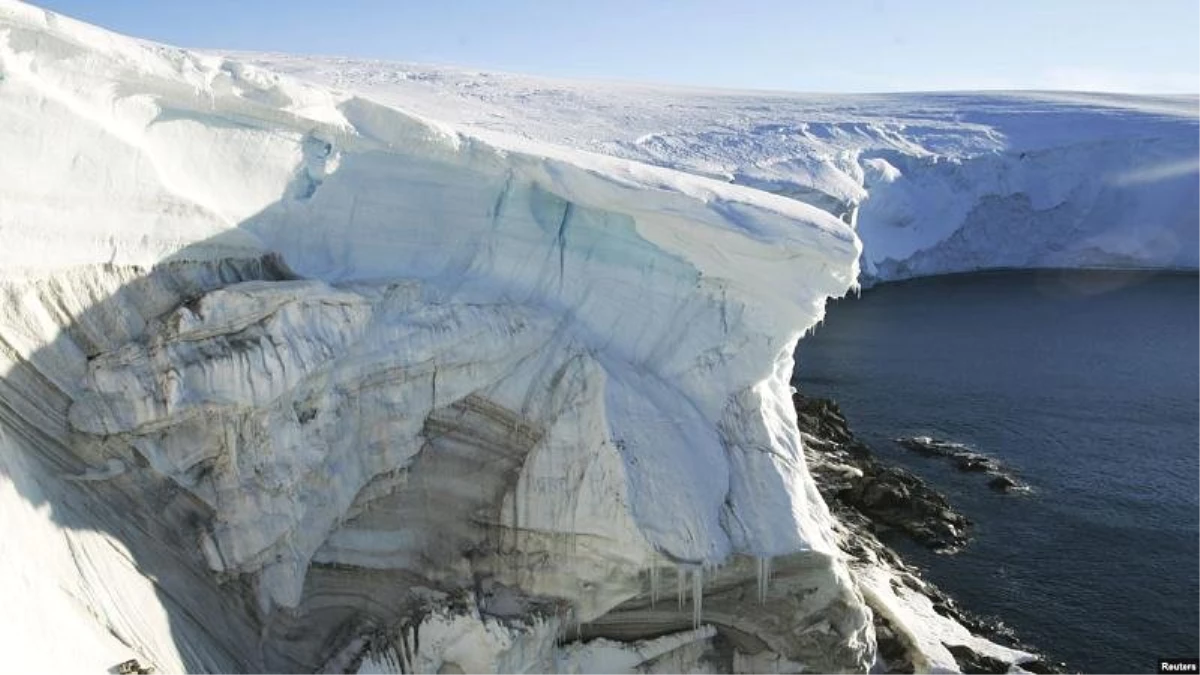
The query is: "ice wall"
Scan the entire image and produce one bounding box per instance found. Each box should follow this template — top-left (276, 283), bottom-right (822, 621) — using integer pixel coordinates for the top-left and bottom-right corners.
top-left (241, 55), bottom-right (1200, 283)
top-left (0, 2), bottom-right (871, 671)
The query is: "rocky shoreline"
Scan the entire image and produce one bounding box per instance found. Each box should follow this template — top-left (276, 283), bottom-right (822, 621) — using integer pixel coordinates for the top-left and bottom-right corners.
top-left (793, 392), bottom-right (1067, 674)
top-left (793, 395), bottom-right (973, 553)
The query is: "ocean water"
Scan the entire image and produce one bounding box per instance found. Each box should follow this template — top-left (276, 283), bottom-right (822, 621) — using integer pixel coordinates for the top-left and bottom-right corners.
top-left (793, 270), bottom-right (1199, 673)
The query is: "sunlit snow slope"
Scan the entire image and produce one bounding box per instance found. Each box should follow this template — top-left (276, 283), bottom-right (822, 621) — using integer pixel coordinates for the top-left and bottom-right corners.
top-left (239, 54), bottom-right (1200, 282)
top-left (0, 2), bottom-right (876, 673)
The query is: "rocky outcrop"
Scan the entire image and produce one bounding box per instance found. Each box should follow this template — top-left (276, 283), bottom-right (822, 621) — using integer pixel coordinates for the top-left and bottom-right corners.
top-left (896, 436), bottom-right (1028, 493)
top-left (794, 395), bottom-right (971, 553)
top-left (794, 392), bottom-right (1067, 674)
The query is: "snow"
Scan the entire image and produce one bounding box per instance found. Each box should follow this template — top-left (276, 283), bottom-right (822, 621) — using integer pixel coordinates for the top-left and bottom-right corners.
top-left (236, 53), bottom-right (1200, 282)
top-left (854, 564), bottom-right (1035, 673)
top-left (0, 433), bottom-right (182, 673)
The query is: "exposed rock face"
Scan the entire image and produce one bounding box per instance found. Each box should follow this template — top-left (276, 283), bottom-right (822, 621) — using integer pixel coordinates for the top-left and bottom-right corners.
top-left (794, 393), bottom-right (1066, 674)
top-left (795, 395), bottom-right (972, 553)
top-left (988, 475), bottom-right (1020, 493)
top-left (896, 436), bottom-right (1028, 493)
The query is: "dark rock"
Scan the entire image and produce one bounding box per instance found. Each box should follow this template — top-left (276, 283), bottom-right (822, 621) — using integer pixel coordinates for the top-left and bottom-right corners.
top-left (988, 475), bottom-right (1019, 492)
top-left (793, 396), bottom-right (971, 552)
top-left (875, 616), bottom-right (915, 673)
top-left (861, 466), bottom-right (970, 552)
top-left (896, 435), bottom-right (968, 457)
top-left (793, 393), bottom-right (857, 446)
top-left (1021, 658), bottom-right (1069, 674)
top-left (954, 454), bottom-right (994, 472)
top-left (794, 392), bottom-right (1067, 673)
top-left (945, 643), bottom-right (1011, 674)
top-left (897, 435), bottom-right (1029, 493)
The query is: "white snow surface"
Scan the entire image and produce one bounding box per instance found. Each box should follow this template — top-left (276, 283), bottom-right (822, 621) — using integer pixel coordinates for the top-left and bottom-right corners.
top-left (235, 53), bottom-right (1200, 281)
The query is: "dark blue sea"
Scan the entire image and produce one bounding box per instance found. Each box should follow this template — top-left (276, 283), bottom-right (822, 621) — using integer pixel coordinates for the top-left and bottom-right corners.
top-left (793, 270), bottom-right (1199, 674)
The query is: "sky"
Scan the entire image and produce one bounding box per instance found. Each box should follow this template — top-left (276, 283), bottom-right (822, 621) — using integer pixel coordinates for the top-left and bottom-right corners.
top-left (34, 0), bottom-right (1200, 94)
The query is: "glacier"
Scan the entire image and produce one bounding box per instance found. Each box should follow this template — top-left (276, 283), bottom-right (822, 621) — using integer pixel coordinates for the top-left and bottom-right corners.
top-left (0, 1), bottom-right (1193, 674)
top-left (0, 2), bottom-right (871, 673)
top-left (241, 54), bottom-right (1200, 283)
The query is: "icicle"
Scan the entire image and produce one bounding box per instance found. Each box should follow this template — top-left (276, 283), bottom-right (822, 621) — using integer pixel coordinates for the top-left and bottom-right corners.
top-left (511, 475), bottom-right (521, 580)
top-left (676, 565), bottom-right (686, 610)
top-left (397, 625), bottom-right (416, 674)
top-left (555, 605), bottom-right (567, 644)
top-left (756, 556), bottom-right (774, 604)
top-left (649, 561), bottom-right (660, 607)
top-left (692, 566), bottom-right (703, 629)
top-left (756, 557), bottom-right (764, 604)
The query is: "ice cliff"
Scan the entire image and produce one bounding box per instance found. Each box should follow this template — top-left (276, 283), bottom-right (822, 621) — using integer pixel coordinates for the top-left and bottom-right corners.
top-left (243, 55), bottom-right (1200, 283)
top-left (1, 2), bottom-right (872, 672)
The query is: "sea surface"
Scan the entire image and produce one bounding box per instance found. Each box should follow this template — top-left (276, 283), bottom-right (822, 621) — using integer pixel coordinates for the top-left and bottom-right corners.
top-left (793, 270), bottom-right (1199, 674)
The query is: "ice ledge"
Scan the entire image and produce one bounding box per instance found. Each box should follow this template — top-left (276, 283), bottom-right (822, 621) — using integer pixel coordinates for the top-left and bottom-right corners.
top-left (232, 52), bottom-right (1199, 285)
top-left (2, 4), bottom-right (874, 670)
